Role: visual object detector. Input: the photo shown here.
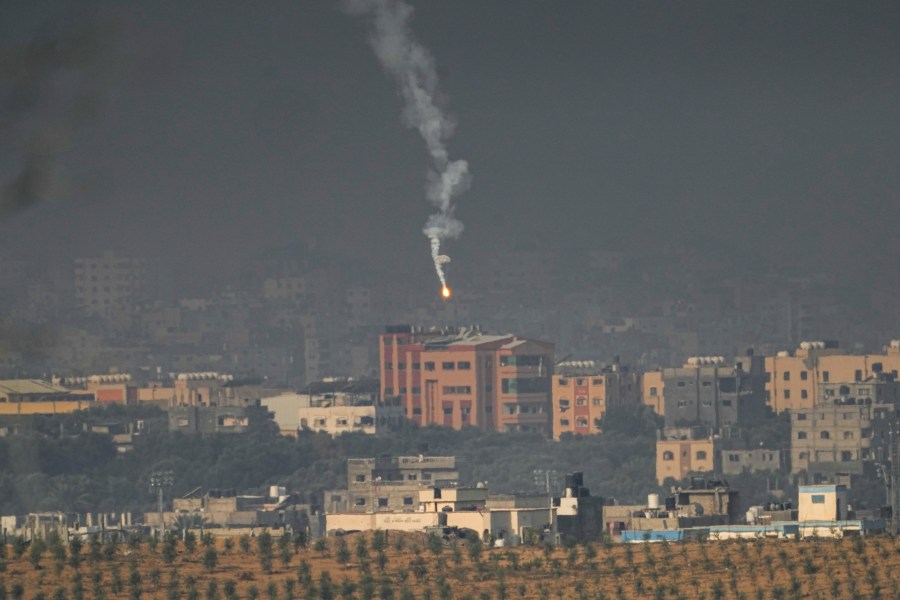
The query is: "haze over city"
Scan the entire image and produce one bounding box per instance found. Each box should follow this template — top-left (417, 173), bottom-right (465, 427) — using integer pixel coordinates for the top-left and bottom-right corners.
top-left (4, 3), bottom-right (900, 586)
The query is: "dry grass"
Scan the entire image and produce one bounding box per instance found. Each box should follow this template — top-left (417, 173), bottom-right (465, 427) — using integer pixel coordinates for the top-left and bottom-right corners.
top-left (2, 531), bottom-right (900, 599)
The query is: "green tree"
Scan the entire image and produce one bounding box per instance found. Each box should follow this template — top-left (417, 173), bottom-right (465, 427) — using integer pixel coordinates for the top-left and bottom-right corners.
top-left (29, 538), bottom-right (46, 570)
top-left (68, 536), bottom-right (83, 570)
top-left (317, 572), bottom-right (334, 600)
top-left (335, 539), bottom-right (350, 567)
top-left (256, 531), bottom-right (274, 574)
top-left (239, 536), bottom-right (251, 556)
top-left (206, 580), bottom-right (220, 600)
top-left (12, 536), bottom-right (27, 559)
top-left (203, 545), bottom-right (218, 573)
top-left (184, 532), bottom-right (197, 555)
top-left (427, 534), bottom-right (443, 556)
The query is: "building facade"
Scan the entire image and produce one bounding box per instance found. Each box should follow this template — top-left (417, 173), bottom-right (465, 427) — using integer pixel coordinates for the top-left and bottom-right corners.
top-left (551, 361), bottom-right (641, 440)
top-left (656, 426), bottom-right (720, 485)
top-left (380, 325), bottom-right (554, 435)
top-left (346, 456), bottom-right (459, 514)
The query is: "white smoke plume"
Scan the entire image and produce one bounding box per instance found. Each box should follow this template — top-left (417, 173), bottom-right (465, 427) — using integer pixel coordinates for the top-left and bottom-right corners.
top-left (346, 0), bottom-right (470, 290)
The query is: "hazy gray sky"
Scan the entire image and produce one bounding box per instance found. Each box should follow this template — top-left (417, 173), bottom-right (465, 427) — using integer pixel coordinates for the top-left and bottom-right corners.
top-left (2, 1), bottom-right (899, 287)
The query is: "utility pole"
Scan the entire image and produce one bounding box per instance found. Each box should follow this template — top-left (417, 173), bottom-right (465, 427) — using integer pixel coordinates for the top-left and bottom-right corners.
top-left (149, 471), bottom-right (174, 539)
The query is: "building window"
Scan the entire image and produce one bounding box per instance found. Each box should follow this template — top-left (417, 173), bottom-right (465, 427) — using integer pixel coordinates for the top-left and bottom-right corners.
top-left (355, 497), bottom-right (366, 506)
top-left (592, 378), bottom-right (603, 385)
top-left (783, 371), bottom-right (790, 381)
top-left (412, 408), bottom-right (422, 415)
top-left (336, 418), bottom-right (348, 426)
top-left (398, 363), bottom-right (406, 370)
top-left (823, 371), bottom-right (829, 382)
top-left (403, 497), bottom-right (414, 506)
top-left (820, 431), bottom-right (830, 439)
top-left (677, 381), bottom-right (686, 387)
top-left (558, 378), bottom-right (568, 385)
top-left (413, 362), bottom-right (420, 370)
top-left (355, 474), bottom-right (366, 482)
top-left (442, 407), bottom-right (453, 415)
top-left (728, 454), bottom-right (739, 462)
top-left (798, 452), bottom-right (808, 460)
top-left (841, 451), bottom-right (853, 462)
top-left (559, 419), bottom-right (570, 426)
top-left (576, 378), bottom-right (585, 386)
top-left (378, 498), bottom-right (388, 507)
top-left (575, 397), bottom-right (586, 406)
top-left (797, 432), bottom-right (807, 439)
top-left (702, 381), bottom-right (712, 387)
top-left (677, 400), bottom-right (687, 408)
top-left (592, 397), bottom-right (601, 406)
top-left (442, 362), bottom-right (455, 370)
top-left (811, 494), bottom-right (825, 504)
top-left (385, 362), bottom-right (392, 370)
top-left (649, 387), bottom-right (658, 397)
top-left (696, 451), bottom-right (707, 460)
top-left (801, 390), bottom-right (808, 399)
top-left (384, 388), bottom-right (393, 396)
top-left (457, 361), bottom-right (471, 370)
top-left (722, 400), bottom-right (732, 407)
top-left (797, 413), bottom-right (807, 421)
top-left (800, 371), bottom-right (808, 381)
top-left (843, 431), bottom-right (854, 439)
top-left (425, 362), bottom-right (436, 371)
top-left (784, 390), bottom-right (791, 400)
top-left (443, 386), bottom-right (472, 394)
top-left (855, 370), bottom-right (862, 382)
top-left (662, 451), bottom-right (674, 461)
top-left (412, 387), bottom-right (421, 394)
top-left (575, 417), bottom-right (588, 427)
top-left (407, 474), bottom-right (417, 481)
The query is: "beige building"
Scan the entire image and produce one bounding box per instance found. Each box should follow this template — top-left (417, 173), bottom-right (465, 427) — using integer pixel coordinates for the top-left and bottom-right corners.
top-left (790, 394), bottom-right (894, 481)
top-left (765, 340), bottom-right (900, 412)
top-left (0, 379), bottom-right (93, 415)
top-left (642, 370), bottom-right (664, 416)
top-left (551, 361), bottom-right (641, 440)
top-left (298, 400), bottom-right (404, 437)
top-left (798, 484), bottom-right (848, 522)
top-left (720, 448), bottom-right (783, 475)
top-left (656, 426), bottom-right (719, 485)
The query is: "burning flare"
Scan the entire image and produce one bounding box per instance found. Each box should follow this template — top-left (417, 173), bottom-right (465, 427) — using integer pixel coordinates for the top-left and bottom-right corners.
top-left (442, 286), bottom-right (451, 299)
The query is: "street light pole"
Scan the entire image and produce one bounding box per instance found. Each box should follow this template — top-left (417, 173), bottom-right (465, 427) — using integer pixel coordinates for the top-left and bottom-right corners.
top-left (149, 471), bottom-right (174, 538)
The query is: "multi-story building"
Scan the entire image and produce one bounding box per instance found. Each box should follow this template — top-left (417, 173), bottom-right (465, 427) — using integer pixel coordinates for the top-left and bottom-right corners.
top-left (790, 387), bottom-right (897, 483)
top-left (380, 325), bottom-right (554, 435)
top-left (346, 456), bottom-right (459, 514)
top-left (74, 251), bottom-right (151, 316)
top-left (656, 426), bottom-right (720, 485)
top-left (662, 354), bottom-right (767, 428)
top-left (297, 397), bottom-right (405, 437)
top-left (551, 360), bottom-right (640, 440)
top-left (642, 370), bottom-right (664, 416)
top-left (764, 340), bottom-right (900, 413)
top-left (720, 448), bottom-right (784, 475)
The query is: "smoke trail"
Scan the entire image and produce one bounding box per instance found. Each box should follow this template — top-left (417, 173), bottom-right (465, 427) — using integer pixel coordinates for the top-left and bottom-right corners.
top-left (346, 0), bottom-right (470, 289)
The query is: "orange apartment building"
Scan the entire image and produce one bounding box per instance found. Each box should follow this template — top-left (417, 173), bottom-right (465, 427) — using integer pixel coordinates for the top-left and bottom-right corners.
top-left (656, 426), bottom-right (720, 485)
top-left (765, 340), bottom-right (900, 412)
top-left (551, 360), bottom-right (641, 440)
top-left (379, 325), bottom-right (554, 435)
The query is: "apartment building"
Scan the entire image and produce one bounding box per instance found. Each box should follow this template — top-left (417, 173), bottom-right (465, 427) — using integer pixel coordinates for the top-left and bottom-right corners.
top-left (656, 426), bottom-right (720, 485)
top-left (790, 388), bottom-right (897, 483)
top-left (74, 251), bottom-right (151, 316)
top-left (642, 370), bottom-right (664, 416)
top-left (380, 325), bottom-right (554, 435)
top-left (765, 340), bottom-right (900, 412)
top-left (345, 456), bottom-right (459, 514)
top-left (662, 354), bottom-right (767, 428)
top-left (551, 360), bottom-right (640, 440)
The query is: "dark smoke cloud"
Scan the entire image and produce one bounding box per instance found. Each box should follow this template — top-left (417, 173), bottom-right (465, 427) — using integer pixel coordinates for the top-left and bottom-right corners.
top-left (0, 13), bottom-right (117, 216)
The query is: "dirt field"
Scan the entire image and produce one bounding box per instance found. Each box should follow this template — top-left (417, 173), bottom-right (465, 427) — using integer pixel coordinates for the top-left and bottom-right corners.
top-left (2, 531), bottom-right (899, 599)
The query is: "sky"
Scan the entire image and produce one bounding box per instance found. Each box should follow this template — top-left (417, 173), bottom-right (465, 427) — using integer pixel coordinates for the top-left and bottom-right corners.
top-left (2, 0), bottom-right (899, 290)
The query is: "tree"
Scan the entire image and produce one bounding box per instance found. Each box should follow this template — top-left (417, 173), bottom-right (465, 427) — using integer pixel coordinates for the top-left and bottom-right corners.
top-left (335, 539), bottom-right (351, 567)
top-left (205, 580), bottom-right (219, 600)
top-left (29, 538), bottom-right (46, 570)
top-left (68, 536), bottom-right (83, 570)
top-left (183, 531), bottom-right (197, 555)
top-left (256, 531), bottom-right (274, 574)
top-left (162, 533), bottom-right (178, 564)
top-left (238, 535), bottom-right (251, 556)
top-left (12, 536), bottom-right (27, 559)
top-left (203, 546), bottom-right (218, 573)
top-left (427, 534), bottom-right (443, 556)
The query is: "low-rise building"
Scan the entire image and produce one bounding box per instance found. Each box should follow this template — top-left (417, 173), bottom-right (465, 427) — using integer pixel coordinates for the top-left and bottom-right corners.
top-left (168, 403), bottom-right (274, 434)
top-left (656, 426), bottom-right (720, 485)
top-left (720, 448), bottom-right (784, 475)
top-left (346, 455), bottom-right (459, 514)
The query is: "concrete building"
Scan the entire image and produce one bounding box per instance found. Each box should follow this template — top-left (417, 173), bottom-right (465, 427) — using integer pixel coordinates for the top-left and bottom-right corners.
top-left (656, 426), bottom-right (720, 485)
top-left (298, 399), bottom-right (404, 437)
top-left (551, 360), bottom-right (640, 440)
top-left (661, 354), bottom-right (766, 428)
top-left (764, 340), bottom-right (900, 413)
top-left (380, 325), bottom-right (554, 435)
top-left (790, 395), bottom-right (895, 483)
top-left (720, 448), bottom-right (784, 475)
top-left (74, 251), bottom-right (152, 316)
top-left (0, 379), bottom-right (93, 416)
top-left (798, 484), bottom-right (848, 522)
top-left (642, 370), bottom-right (665, 416)
top-left (345, 456), bottom-right (460, 514)
top-left (168, 403), bottom-right (274, 434)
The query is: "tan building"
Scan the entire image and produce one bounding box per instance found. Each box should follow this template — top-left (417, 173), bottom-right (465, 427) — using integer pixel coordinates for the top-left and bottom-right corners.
top-left (790, 393), bottom-right (894, 481)
top-left (346, 456), bottom-right (460, 514)
top-left (720, 448), bottom-right (784, 475)
top-left (551, 361), bottom-right (640, 440)
top-left (642, 370), bottom-right (664, 416)
top-left (656, 426), bottom-right (719, 485)
top-left (0, 379), bottom-right (93, 415)
top-left (798, 484), bottom-right (848, 522)
top-left (765, 340), bottom-right (900, 412)
top-left (381, 325), bottom-right (554, 435)
top-left (298, 400), bottom-right (405, 437)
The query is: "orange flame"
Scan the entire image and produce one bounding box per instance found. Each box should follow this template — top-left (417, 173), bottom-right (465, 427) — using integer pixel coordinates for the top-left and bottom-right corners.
top-left (442, 286), bottom-right (451, 299)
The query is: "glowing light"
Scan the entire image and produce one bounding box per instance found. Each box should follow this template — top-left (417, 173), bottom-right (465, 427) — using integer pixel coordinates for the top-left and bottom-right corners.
top-left (442, 286), bottom-right (451, 299)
